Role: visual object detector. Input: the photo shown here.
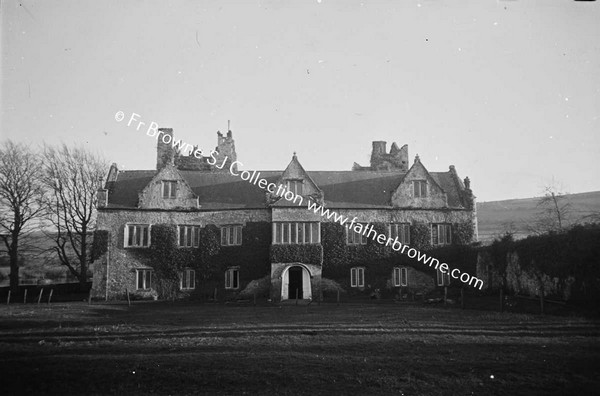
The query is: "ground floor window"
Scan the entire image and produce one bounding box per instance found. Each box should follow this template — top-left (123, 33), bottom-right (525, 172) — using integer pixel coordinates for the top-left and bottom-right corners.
top-left (136, 269), bottom-right (152, 290)
top-left (350, 267), bottom-right (365, 288)
top-left (225, 267), bottom-right (239, 289)
top-left (437, 269), bottom-right (451, 286)
top-left (180, 269), bottom-right (195, 290)
top-left (393, 267), bottom-right (408, 287)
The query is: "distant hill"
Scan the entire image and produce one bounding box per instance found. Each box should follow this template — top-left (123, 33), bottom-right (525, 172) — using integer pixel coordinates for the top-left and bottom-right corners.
top-left (476, 191), bottom-right (600, 244)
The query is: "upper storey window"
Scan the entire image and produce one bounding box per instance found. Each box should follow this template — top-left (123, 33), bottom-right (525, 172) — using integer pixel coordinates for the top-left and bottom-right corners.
top-left (273, 222), bottom-right (320, 244)
top-left (286, 180), bottom-right (303, 196)
top-left (162, 181), bottom-right (177, 199)
top-left (432, 224), bottom-right (452, 246)
top-left (412, 180), bottom-right (427, 198)
top-left (390, 223), bottom-right (410, 245)
top-left (125, 224), bottom-right (150, 248)
top-left (221, 225), bottom-right (243, 246)
top-left (347, 226), bottom-right (367, 245)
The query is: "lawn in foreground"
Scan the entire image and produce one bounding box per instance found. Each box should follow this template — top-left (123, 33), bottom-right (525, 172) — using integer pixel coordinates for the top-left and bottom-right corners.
top-left (0, 302), bottom-right (599, 395)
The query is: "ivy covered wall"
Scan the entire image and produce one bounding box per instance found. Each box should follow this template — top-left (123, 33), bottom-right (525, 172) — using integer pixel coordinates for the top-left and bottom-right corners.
top-left (91, 211), bottom-right (477, 300)
top-left (321, 221), bottom-right (479, 296)
top-left (480, 224), bottom-right (600, 302)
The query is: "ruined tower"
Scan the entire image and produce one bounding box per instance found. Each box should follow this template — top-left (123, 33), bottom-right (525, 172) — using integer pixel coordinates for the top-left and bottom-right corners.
top-left (156, 128), bottom-right (175, 170)
top-left (353, 140), bottom-right (408, 171)
top-left (214, 129), bottom-right (237, 172)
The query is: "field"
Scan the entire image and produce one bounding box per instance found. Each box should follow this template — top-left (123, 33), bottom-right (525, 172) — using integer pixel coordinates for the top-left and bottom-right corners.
top-left (477, 190), bottom-right (600, 243)
top-left (1, 301), bottom-right (599, 395)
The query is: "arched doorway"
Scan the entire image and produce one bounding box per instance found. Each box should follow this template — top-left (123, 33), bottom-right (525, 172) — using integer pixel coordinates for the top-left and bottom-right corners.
top-left (281, 265), bottom-right (312, 300)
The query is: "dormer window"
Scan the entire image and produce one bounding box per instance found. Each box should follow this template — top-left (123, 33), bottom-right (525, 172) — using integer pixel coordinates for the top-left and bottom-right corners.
top-left (286, 180), bottom-right (303, 196)
top-left (162, 181), bottom-right (177, 199)
top-left (412, 180), bottom-right (427, 198)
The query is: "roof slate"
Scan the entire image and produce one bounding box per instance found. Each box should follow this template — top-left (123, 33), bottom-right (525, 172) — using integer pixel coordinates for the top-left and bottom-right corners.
top-left (106, 169), bottom-right (465, 210)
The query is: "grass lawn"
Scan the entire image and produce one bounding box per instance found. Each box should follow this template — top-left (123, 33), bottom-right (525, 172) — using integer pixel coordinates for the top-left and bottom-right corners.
top-left (0, 301), bottom-right (599, 395)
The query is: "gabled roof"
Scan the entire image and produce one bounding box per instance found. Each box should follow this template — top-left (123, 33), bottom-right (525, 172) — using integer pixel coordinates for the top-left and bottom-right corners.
top-left (106, 170), bottom-right (155, 209)
top-left (271, 153), bottom-right (323, 207)
top-left (105, 168), bottom-right (466, 210)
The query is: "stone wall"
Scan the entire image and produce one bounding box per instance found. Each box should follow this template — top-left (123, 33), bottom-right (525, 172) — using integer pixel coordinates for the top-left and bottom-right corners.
top-left (391, 158), bottom-right (448, 209)
top-left (323, 207), bottom-right (474, 230)
top-left (370, 141), bottom-right (409, 171)
top-left (92, 208), bottom-right (271, 299)
top-left (93, 204), bottom-right (475, 299)
top-left (138, 164), bottom-right (198, 209)
top-left (476, 250), bottom-right (576, 300)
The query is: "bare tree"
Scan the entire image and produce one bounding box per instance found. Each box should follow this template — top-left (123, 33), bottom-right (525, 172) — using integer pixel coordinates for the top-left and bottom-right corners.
top-left (530, 182), bottom-right (572, 234)
top-left (0, 140), bottom-right (46, 292)
top-left (42, 144), bottom-right (107, 290)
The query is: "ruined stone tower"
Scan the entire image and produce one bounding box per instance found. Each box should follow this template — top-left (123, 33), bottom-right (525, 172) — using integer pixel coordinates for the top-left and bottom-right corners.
top-left (156, 128), bottom-right (175, 170)
top-left (214, 130), bottom-right (237, 172)
top-left (353, 140), bottom-right (409, 171)
top-left (155, 127), bottom-right (238, 172)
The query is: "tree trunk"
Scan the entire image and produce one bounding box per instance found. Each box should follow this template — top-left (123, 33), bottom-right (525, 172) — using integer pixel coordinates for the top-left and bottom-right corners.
top-left (79, 259), bottom-right (88, 291)
top-left (9, 258), bottom-right (19, 293)
top-left (9, 233), bottom-right (19, 293)
top-left (539, 281), bottom-right (545, 315)
top-left (79, 232), bottom-right (88, 291)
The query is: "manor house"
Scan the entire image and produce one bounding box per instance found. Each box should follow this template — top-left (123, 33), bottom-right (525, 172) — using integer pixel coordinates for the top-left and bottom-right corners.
top-left (91, 128), bottom-right (478, 301)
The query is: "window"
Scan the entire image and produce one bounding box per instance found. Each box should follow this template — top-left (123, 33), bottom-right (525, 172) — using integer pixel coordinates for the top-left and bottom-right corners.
top-left (286, 180), bottom-right (303, 195)
top-left (180, 269), bottom-right (195, 290)
top-left (412, 180), bottom-right (427, 198)
top-left (346, 225), bottom-right (367, 245)
top-left (136, 269), bottom-right (152, 290)
top-left (437, 269), bottom-right (451, 286)
top-left (225, 267), bottom-right (239, 289)
top-left (273, 222), bottom-right (320, 244)
top-left (390, 223), bottom-right (410, 244)
top-left (178, 225), bottom-right (200, 248)
top-left (431, 224), bottom-right (452, 246)
top-left (393, 267), bottom-right (408, 287)
top-left (125, 224), bottom-right (150, 247)
top-left (350, 267), bottom-right (365, 288)
top-left (162, 181), bottom-right (177, 198)
top-left (221, 225), bottom-right (242, 246)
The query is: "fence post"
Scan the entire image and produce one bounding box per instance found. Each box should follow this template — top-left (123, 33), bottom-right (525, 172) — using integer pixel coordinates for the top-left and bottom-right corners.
top-left (48, 289), bottom-right (54, 304)
top-left (444, 286), bottom-right (447, 306)
top-left (7, 290), bottom-right (11, 305)
top-left (23, 289), bottom-right (28, 304)
top-left (336, 289), bottom-right (340, 306)
top-left (88, 290), bottom-right (92, 305)
top-left (499, 288), bottom-right (504, 313)
top-left (37, 289), bottom-right (43, 304)
top-left (126, 289), bottom-right (131, 306)
top-left (295, 288), bottom-right (299, 305)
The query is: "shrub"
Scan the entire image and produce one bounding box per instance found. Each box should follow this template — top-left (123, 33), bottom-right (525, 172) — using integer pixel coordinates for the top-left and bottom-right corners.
top-left (319, 277), bottom-right (345, 294)
top-left (238, 275), bottom-right (271, 299)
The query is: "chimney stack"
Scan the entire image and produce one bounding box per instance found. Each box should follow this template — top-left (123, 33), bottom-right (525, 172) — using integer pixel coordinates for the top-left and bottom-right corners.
top-left (156, 128), bottom-right (174, 170)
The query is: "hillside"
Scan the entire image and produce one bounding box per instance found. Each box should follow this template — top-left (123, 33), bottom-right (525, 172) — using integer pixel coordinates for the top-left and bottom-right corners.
top-left (476, 191), bottom-right (600, 243)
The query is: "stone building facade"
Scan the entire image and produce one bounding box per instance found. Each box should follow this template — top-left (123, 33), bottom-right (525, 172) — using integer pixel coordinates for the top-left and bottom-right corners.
top-left (92, 128), bottom-right (477, 301)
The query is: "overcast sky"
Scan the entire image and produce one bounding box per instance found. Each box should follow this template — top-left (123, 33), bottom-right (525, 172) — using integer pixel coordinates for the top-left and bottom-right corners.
top-left (1, 0), bottom-right (599, 202)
